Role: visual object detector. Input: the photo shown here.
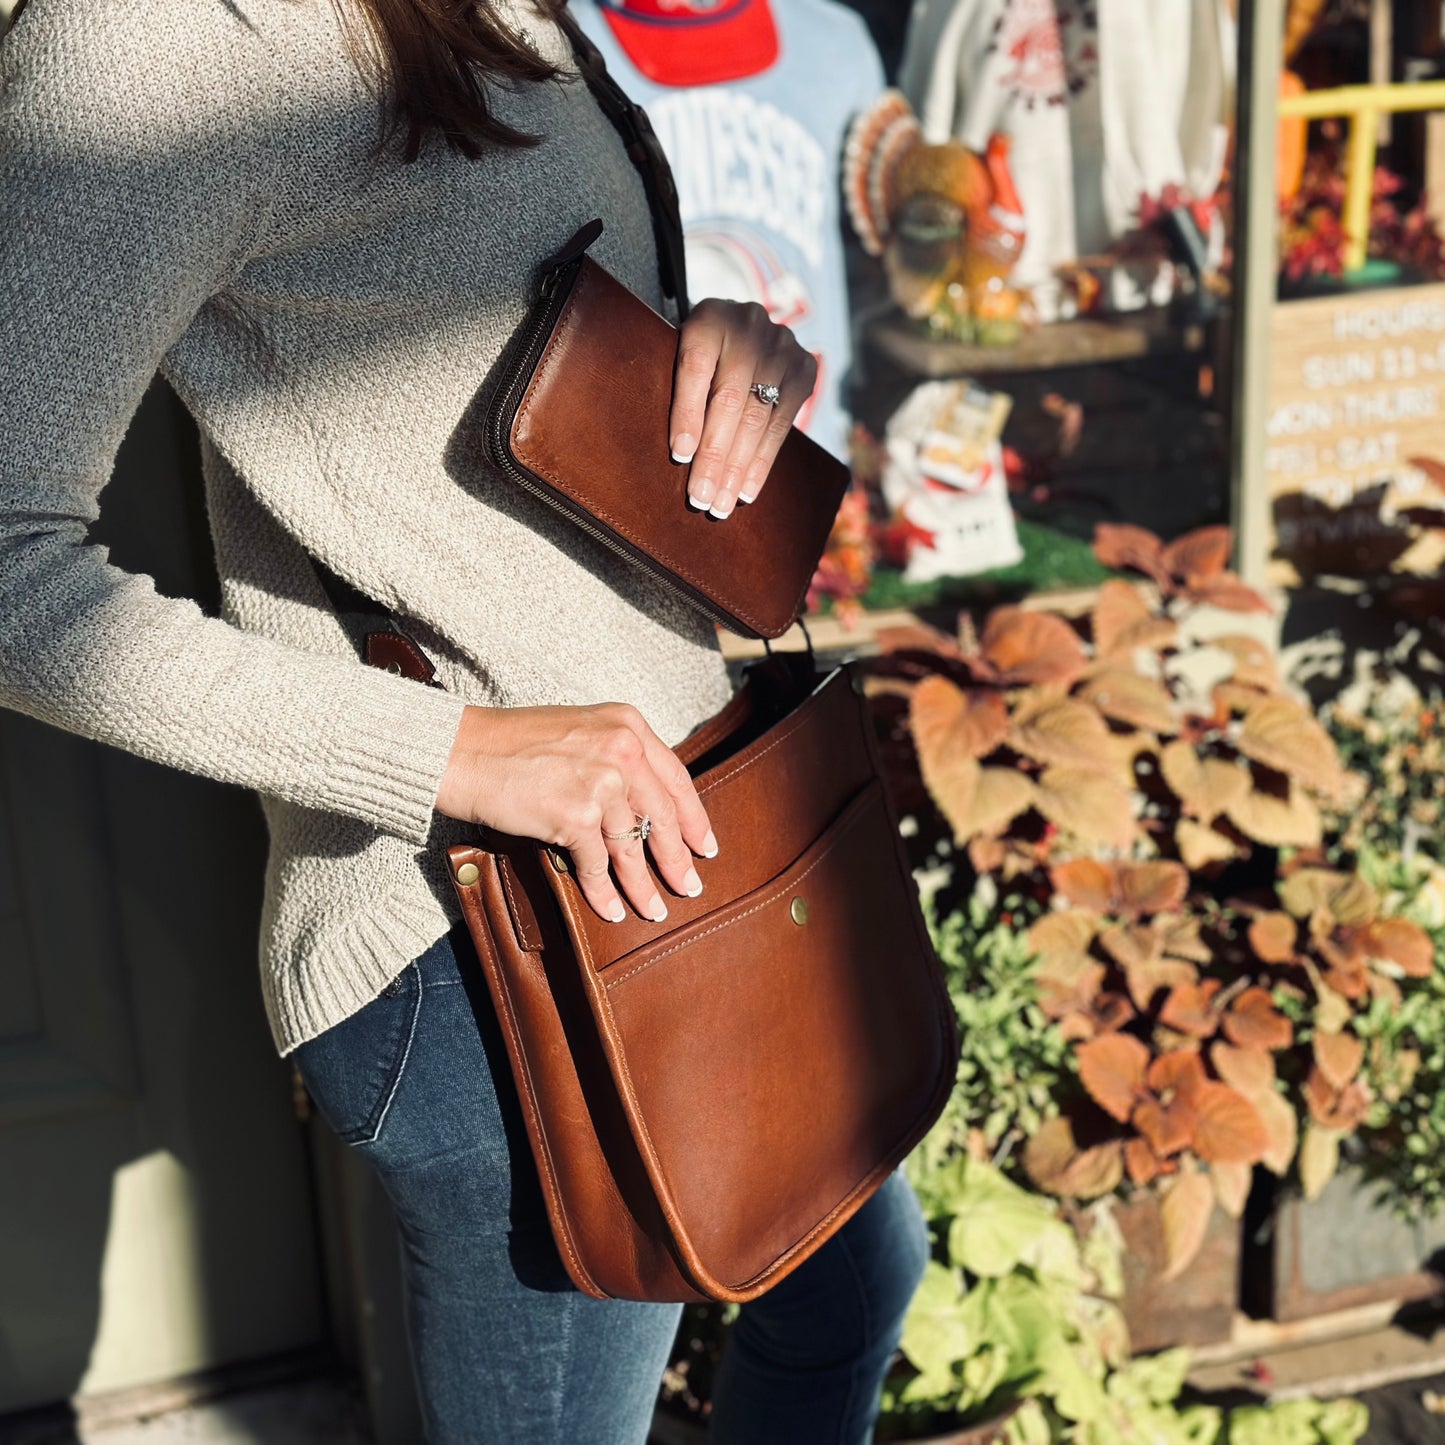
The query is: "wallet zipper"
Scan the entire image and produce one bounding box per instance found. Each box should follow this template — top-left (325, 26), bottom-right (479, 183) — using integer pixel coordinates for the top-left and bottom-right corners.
top-left (488, 226), bottom-right (763, 639)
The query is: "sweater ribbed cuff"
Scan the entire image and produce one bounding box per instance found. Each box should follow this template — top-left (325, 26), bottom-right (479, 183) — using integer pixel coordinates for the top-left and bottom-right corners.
top-left (320, 673), bottom-right (467, 844)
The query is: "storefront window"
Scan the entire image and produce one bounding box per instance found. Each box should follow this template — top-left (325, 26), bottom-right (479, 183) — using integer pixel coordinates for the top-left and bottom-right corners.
top-left (813, 0), bottom-right (1242, 623)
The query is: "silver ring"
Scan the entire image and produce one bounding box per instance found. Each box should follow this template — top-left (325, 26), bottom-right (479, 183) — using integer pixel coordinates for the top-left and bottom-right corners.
top-left (602, 813), bottom-right (652, 844)
top-left (750, 381), bottom-right (782, 407)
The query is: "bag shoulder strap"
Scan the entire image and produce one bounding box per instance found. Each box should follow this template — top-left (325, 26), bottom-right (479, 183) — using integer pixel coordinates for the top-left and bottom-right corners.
top-left (555, 5), bottom-right (690, 319)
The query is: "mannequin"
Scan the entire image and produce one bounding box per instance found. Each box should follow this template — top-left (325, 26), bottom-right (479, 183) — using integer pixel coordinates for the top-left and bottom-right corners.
top-left (899, 0), bottom-right (1235, 316)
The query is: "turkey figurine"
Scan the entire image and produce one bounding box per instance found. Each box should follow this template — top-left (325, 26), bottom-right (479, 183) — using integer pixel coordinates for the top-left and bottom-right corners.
top-left (845, 89), bottom-right (1028, 342)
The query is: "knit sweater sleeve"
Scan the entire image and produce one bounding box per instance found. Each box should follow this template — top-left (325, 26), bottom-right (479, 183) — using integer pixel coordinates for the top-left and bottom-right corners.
top-left (0, 1), bottom-right (467, 845)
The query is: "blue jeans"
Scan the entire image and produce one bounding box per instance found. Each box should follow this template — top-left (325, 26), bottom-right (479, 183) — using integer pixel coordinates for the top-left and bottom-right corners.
top-left (294, 929), bottom-right (928, 1445)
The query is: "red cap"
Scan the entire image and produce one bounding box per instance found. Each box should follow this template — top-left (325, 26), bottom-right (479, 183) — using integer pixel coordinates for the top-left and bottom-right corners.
top-left (596, 0), bottom-right (781, 88)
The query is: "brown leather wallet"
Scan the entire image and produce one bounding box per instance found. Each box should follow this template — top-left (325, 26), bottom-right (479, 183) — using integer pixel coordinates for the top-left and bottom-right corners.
top-left (484, 220), bottom-right (851, 640)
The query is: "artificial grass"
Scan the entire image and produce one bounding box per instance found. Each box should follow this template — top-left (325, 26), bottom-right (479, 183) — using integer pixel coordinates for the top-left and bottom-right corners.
top-left (857, 517), bottom-right (1113, 614)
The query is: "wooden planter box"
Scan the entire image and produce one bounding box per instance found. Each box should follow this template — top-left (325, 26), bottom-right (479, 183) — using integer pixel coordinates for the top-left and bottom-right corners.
top-left (1245, 1166), bottom-right (1445, 1323)
top-left (1072, 1194), bottom-right (1241, 1354)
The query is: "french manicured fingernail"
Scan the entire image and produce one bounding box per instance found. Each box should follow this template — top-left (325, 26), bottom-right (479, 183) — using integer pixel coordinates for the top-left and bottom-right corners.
top-left (684, 868), bottom-right (703, 897)
top-left (737, 491), bottom-right (757, 505)
top-left (689, 477), bottom-right (716, 509)
top-left (701, 831), bottom-right (719, 858)
top-left (709, 497), bottom-right (735, 520)
top-left (648, 894), bottom-right (669, 922)
top-left (608, 900), bottom-right (626, 923)
top-left (672, 434), bottom-right (696, 464)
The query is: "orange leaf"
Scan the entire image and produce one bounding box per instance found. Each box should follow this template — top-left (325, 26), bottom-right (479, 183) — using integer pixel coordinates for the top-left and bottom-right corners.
top-left (1117, 862), bottom-right (1190, 916)
top-left (875, 622), bottom-right (964, 658)
top-left (1163, 525), bottom-right (1233, 583)
top-left (1361, 918), bottom-right (1435, 978)
top-left (1191, 1082), bottom-right (1271, 1164)
top-left (1213, 680), bottom-right (1269, 716)
top-left (1235, 696), bottom-right (1345, 796)
top-left (1146, 1047), bottom-right (1208, 1099)
top-left (1092, 580), bottom-right (1178, 658)
top-left (1161, 1169), bottom-right (1216, 1281)
top-left (1304, 1069), bottom-right (1371, 1131)
top-left (1078, 670), bottom-right (1177, 735)
top-left (1158, 914), bottom-right (1212, 964)
top-left (1028, 909), bottom-right (1100, 960)
top-left (913, 690), bottom-right (1040, 843)
top-left (1094, 523), bottom-right (1167, 582)
top-left (1124, 957), bottom-right (1200, 1012)
top-left (1010, 697), bottom-right (1120, 771)
top-left (1126, 1136), bottom-right (1169, 1186)
top-left (977, 607), bottom-right (1089, 687)
top-left (910, 676), bottom-right (1011, 762)
top-left (1222, 987), bottom-right (1294, 1051)
top-left (1249, 912), bottom-right (1299, 965)
top-left (1313, 1030), bottom-right (1364, 1091)
top-left (1134, 1096), bottom-right (1195, 1158)
top-left (1212, 635), bottom-right (1282, 692)
top-left (1036, 952), bottom-right (1108, 1021)
top-left (1254, 1089), bottom-right (1299, 1176)
top-left (1092, 992), bottom-right (1139, 1035)
top-left (1213, 1160), bottom-right (1253, 1219)
top-left (1022, 1116), bottom-right (1125, 1200)
top-left (1159, 981), bottom-right (1222, 1038)
top-left (1034, 768), bottom-right (1136, 849)
top-left (1160, 742), bottom-right (1250, 820)
top-left (1225, 781), bottom-right (1323, 849)
top-left (1210, 1040), bottom-right (1276, 1098)
top-left (1078, 1033), bottom-right (1149, 1123)
top-left (1177, 820), bottom-right (1241, 871)
top-left (1182, 573), bottom-right (1273, 614)
top-left (1051, 860), bottom-right (1117, 914)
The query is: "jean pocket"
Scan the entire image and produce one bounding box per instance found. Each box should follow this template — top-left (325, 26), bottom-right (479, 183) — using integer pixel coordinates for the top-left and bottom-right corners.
top-left (294, 965), bottom-right (422, 1146)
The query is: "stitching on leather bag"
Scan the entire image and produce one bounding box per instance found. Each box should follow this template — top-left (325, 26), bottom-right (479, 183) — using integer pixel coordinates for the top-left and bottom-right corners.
top-left (604, 789), bottom-right (871, 990)
top-left (464, 884), bottom-right (599, 1295)
top-left (510, 266), bottom-right (789, 639)
top-left (500, 861), bottom-right (540, 951)
top-left (695, 698), bottom-right (820, 797)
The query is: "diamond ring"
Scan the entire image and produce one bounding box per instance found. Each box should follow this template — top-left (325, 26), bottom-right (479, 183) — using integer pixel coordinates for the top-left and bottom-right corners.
top-left (749, 381), bottom-right (782, 407)
top-left (602, 813), bottom-right (652, 844)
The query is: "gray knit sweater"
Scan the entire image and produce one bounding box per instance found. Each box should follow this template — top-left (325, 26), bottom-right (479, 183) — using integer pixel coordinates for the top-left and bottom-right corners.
top-left (0, 0), bottom-right (732, 1053)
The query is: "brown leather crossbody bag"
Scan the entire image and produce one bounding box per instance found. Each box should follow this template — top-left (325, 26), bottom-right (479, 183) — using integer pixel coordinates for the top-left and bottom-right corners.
top-left (317, 9), bottom-right (957, 1304)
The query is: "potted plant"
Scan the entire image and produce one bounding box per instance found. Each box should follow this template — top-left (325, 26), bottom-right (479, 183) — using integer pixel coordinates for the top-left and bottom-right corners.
top-left (865, 524), bottom-right (1434, 1342)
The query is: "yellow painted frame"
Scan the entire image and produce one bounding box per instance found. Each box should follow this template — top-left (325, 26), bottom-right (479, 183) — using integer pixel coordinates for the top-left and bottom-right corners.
top-left (1279, 80), bottom-right (1445, 269)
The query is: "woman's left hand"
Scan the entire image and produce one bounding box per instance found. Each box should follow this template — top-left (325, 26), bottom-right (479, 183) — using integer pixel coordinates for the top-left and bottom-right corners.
top-left (668, 299), bottom-right (818, 519)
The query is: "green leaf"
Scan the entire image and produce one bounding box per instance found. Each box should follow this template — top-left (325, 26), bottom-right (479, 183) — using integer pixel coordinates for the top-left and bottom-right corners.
top-left (1112, 1347), bottom-right (1191, 1406)
top-left (1314, 1398), bottom-right (1371, 1445)
top-left (898, 1261), bottom-right (972, 1384)
top-left (1005, 1399), bottom-right (1053, 1445)
top-left (947, 1159), bottom-right (1080, 1281)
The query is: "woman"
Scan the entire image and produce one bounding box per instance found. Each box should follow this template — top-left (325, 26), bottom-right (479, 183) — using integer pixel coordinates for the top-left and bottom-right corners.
top-left (0, 2), bottom-right (927, 1441)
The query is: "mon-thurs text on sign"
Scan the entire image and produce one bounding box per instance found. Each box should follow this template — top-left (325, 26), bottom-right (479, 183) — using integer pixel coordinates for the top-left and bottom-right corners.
top-left (1266, 283), bottom-right (1445, 586)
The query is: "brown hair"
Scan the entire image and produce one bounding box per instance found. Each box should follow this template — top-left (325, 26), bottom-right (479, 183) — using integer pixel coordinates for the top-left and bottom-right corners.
top-left (337, 0), bottom-right (569, 160)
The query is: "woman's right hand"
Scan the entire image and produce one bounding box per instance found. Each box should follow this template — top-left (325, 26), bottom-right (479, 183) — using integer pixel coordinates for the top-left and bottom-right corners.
top-left (435, 703), bottom-right (716, 925)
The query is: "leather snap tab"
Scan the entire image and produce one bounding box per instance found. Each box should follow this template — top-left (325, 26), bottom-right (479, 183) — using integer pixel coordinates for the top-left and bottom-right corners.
top-left (790, 897), bottom-right (810, 927)
top-left (455, 862), bottom-right (480, 887)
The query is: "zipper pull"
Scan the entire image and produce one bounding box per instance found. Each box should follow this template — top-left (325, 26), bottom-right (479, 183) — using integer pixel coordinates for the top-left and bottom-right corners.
top-left (539, 218), bottom-right (604, 295)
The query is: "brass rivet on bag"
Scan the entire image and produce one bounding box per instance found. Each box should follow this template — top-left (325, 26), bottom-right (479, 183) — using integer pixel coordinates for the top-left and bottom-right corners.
top-left (455, 862), bottom-right (480, 887)
top-left (549, 848), bottom-right (570, 873)
top-left (790, 897), bottom-right (810, 927)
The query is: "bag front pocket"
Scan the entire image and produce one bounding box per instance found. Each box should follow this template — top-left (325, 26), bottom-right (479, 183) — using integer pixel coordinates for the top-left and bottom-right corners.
top-left (594, 780), bottom-right (952, 1294)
